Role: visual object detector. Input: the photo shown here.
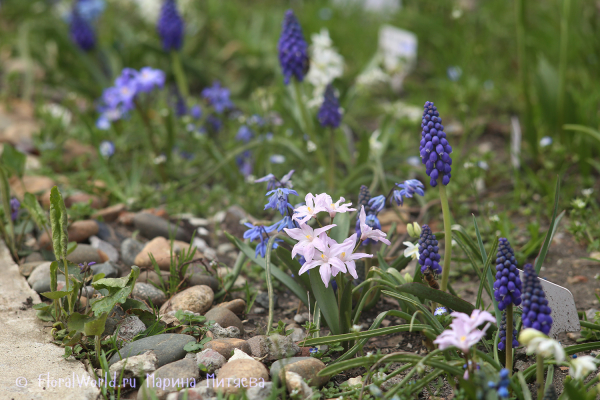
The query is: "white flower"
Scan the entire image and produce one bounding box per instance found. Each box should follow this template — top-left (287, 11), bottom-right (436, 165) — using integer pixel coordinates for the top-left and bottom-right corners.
top-left (284, 223), bottom-right (336, 261)
top-left (315, 193), bottom-right (356, 219)
top-left (403, 242), bottom-right (419, 260)
top-left (292, 193), bottom-right (327, 225)
top-left (523, 336), bottom-right (565, 364)
top-left (569, 356), bottom-right (598, 380)
top-left (307, 141), bottom-right (317, 152)
top-left (305, 29), bottom-right (344, 107)
top-left (358, 206), bottom-right (391, 245)
top-left (572, 199), bottom-right (586, 209)
top-left (582, 188), bottom-right (594, 197)
top-left (356, 67), bottom-right (389, 88)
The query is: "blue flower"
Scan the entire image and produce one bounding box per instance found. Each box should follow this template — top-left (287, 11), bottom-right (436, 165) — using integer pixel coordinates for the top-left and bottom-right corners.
top-left (317, 84), bottom-right (342, 128)
top-left (493, 238), bottom-right (523, 311)
top-left (157, 0), bottom-right (184, 51)
top-left (136, 67), bottom-right (166, 93)
top-left (236, 151), bottom-right (253, 177)
top-left (69, 8), bottom-right (95, 51)
top-left (265, 188), bottom-right (298, 216)
top-left (243, 223), bottom-right (264, 242)
top-left (201, 82), bottom-right (234, 114)
top-left (75, 0), bottom-right (105, 23)
top-left (498, 309), bottom-right (519, 351)
top-left (10, 198), bottom-right (20, 222)
top-left (447, 66), bottom-right (462, 82)
top-left (277, 10), bottom-right (309, 84)
top-left (99, 140), bottom-right (115, 158)
top-left (368, 195), bottom-right (386, 214)
top-left (268, 216), bottom-right (296, 232)
top-left (190, 105), bottom-right (202, 120)
top-left (521, 263), bottom-right (553, 335)
top-left (420, 101), bottom-right (452, 187)
top-left (236, 125), bottom-right (254, 143)
top-left (417, 225), bottom-right (441, 275)
top-left (434, 306), bottom-right (447, 316)
top-left (392, 179), bottom-right (425, 206)
top-left (255, 237), bottom-right (283, 258)
top-left (255, 170), bottom-right (295, 191)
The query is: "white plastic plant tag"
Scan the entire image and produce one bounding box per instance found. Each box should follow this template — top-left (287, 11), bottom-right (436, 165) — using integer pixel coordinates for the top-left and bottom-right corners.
top-left (510, 116), bottom-right (521, 169)
top-left (378, 25), bottom-right (417, 74)
top-left (517, 269), bottom-right (580, 339)
top-left (364, 0), bottom-right (402, 13)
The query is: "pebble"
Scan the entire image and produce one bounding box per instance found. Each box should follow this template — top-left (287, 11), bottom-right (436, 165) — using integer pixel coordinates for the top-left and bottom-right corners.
top-left (116, 316), bottom-right (146, 346)
top-left (247, 334), bottom-right (299, 362)
top-left (228, 348), bottom-right (254, 362)
top-left (165, 310), bottom-right (201, 325)
top-left (92, 203), bottom-right (126, 222)
top-left (254, 307), bottom-right (265, 314)
top-left (108, 333), bottom-right (195, 367)
top-left (255, 292), bottom-right (277, 309)
top-left (105, 306), bottom-right (127, 335)
top-left (186, 266), bottom-right (219, 292)
top-left (289, 326), bottom-right (306, 343)
top-left (121, 238), bottom-right (145, 267)
top-left (211, 211), bottom-right (226, 224)
top-left (19, 261), bottom-right (45, 277)
top-left (95, 221), bottom-right (122, 246)
top-left (204, 307), bottom-right (244, 333)
top-left (109, 351), bottom-right (158, 381)
top-left (90, 236), bottom-right (119, 262)
top-left (65, 192), bottom-right (105, 209)
top-left (285, 371), bottom-right (313, 399)
top-left (165, 386), bottom-right (215, 400)
top-left (66, 244), bottom-right (104, 264)
top-left (278, 358), bottom-right (328, 387)
top-left (196, 227), bottom-right (209, 236)
top-left (211, 299), bottom-right (246, 316)
top-left (585, 309), bottom-right (598, 320)
top-left (293, 313), bottom-right (307, 324)
top-left (137, 358), bottom-right (199, 400)
top-left (208, 323), bottom-right (241, 339)
top-left (132, 282), bottom-right (167, 307)
top-left (346, 376), bottom-right (363, 387)
top-left (246, 382), bottom-right (273, 400)
top-left (216, 359), bottom-right (269, 396)
top-left (133, 212), bottom-right (192, 242)
top-left (90, 261), bottom-right (119, 278)
top-left (137, 270), bottom-right (170, 286)
top-left (204, 338), bottom-right (251, 360)
top-left (26, 261), bottom-right (52, 287)
top-left (24, 252), bottom-right (44, 263)
top-left (196, 348), bottom-right (226, 374)
top-left (217, 243), bottom-right (235, 255)
top-left (159, 285), bottom-right (214, 315)
top-left (134, 237), bottom-right (199, 270)
top-left (38, 219), bottom-right (99, 248)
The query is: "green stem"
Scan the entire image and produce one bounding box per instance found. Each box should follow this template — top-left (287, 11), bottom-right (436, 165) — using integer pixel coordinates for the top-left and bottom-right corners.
top-left (536, 354), bottom-right (544, 400)
top-left (134, 101), bottom-right (168, 182)
top-left (171, 51), bottom-right (189, 98)
top-left (62, 256), bottom-right (71, 315)
top-left (291, 80), bottom-right (327, 171)
top-left (328, 127), bottom-right (335, 193)
top-left (556, 0), bottom-right (571, 143)
top-left (95, 335), bottom-right (101, 364)
top-left (265, 234), bottom-right (279, 335)
top-left (506, 304), bottom-right (514, 375)
top-left (438, 181), bottom-right (452, 293)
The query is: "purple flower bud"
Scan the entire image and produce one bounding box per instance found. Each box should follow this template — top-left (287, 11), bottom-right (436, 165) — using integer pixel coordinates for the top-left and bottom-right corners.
top-left (420, 101), bottom-right (452, 187)
top-left (521, 263), bottom-right (552, 335)
top-left (277, 10), bottom-right (309, 85)
top-left (70, 8), bottom-right (96, 51)
top-left (317, 84), bottom-right (342, 128)
top-left (157, 0), bottom-right (184, 52)
top-left (418, 225), bottom-right (441, 275)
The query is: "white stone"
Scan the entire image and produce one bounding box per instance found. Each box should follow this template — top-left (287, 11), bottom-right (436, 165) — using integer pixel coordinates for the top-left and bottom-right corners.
top-left (228, 348), bottom-right (254, 362)
top-left (109, 351), bottom-right (158, 380)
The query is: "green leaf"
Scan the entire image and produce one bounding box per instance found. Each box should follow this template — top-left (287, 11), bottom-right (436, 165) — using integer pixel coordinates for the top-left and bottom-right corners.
top-left (67, 312), bottom-right (97, 334)
top-left (275, 247), bottom-right (312, 293)
top-left (534, 177), bottom-right (563, 274)
top-left (302, 324), bottom-right (431, 346)
top-left (385, 284), bottom-right (476, 315)
top-left (22, 192), bottom-right (49, 231)
top-left (184, 342), bottom-right (203, 353)
top-left (475, 238), bottom-right (499, 311)
top-left (84, 312), bottom-right (108, 336)
top-left (330, 212), bottom-right (350, 244)
top-left (50, 261), bottom-right (58, 293)
top-left (40, 290), bottom-right (69, 300)
top-left (0, 143), bottom-right (26, 178)
top-left (121, 298), bottom-right (150, 311)
top-left (564, 124), bottom-right (600, 144)
top-left (49, 186), bottom-right (69, 261)
top-left (90, 266), bottom-right (140, 316)
top-left (67, 241), bottom-right (78, 256)
top-left (308, 267), bottom-right (340, 335)
top-left (473, 216), bottom-right (502, 327)
top-left (225, 232), bottom-right (308, 305)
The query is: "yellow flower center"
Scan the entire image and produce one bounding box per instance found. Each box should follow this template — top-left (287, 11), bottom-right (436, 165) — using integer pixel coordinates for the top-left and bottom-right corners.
top-left (307, 206), bottom-right (312, 212)
top-left (331, 203), bottom-right (335, 209)
top-left (460, 336), bottom-right (467, 342)
top-left (341, 252), bottom-right (346, 258)
top-left (305, 235), bottom-right (313, 240)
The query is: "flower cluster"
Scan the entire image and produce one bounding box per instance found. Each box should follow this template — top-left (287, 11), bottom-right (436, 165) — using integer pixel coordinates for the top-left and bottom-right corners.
top-left (74, 0), bottom-right (105, 23)
top-left (354, 186), bottom-right (387, 246)
top-left (487, 369), bottom-right (510, 398)
top-left (157, 0), bottom-right (184, 51)
top-left (96, 67), bottom-right (165, 129)
top-left (99, 140), bottom-right (115, 158)
top-left (417, 225), bottom-right (441, 275)
top-left (498, 310), bottom-right (518, 351)
top-left (201, 82), bottom-right (234, 114)
top-left (305, 28), bottom-right (344, 107)
top-left (317, 84), bottom-right (342, 128)
top-left (70, 5), bottom-right (96, 51)
top-left (521, 263), bottom-right (553, 335)
top-left (392, 179), bottom-right (425, 206)
top-left (434, 310), bottom-right (495, 353)
top-left (235, 125), bottom-right (254, 177)
top-left (278, 10), bottom-right (309, 85)
top-left (420, 101), bottom-right (452, 187)
top-left (493, 238), bottom-right (522, 310)
top-left (10, 197), bottom-right (20, 222)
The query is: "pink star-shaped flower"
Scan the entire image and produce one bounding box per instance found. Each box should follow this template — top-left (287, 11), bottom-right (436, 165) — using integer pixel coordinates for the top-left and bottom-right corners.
top-left (284, 223), bottom-right (336, 261)
top-left (358, 206), bottom-right (391, 245)
top-left (336, 233), bottom-right (373, 279)
top-left (299, 233), bottom-right (346, 287)
top-left (315, 193), bottom-right (356, 219)
top-left (292, 193), bottom-right (327, 224)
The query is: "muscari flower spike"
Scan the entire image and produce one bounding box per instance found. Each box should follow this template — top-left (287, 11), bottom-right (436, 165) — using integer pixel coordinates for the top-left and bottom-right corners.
top-left (522, 263), bottom-right (553, 335)
top-left (392, 179), bottom-right (425, 206)
top-left (277, 10), bottom-right (309, 85)
top-left (420, 101), bottom-right (452, 187)
top-left (157, 0), bottom-right (184, 52)
top-left (317, 84), bottom-right (342, 128)
top-left (417, 225), bottom-right (441, 275)
top-left (498, 309), bottom-right (519, 351)
top-left (10, 197), bottom-right (20, 222)
top-left (70, 8), bottom-right (96, 51)
top-left (493, 238), bottom-right (522, 311)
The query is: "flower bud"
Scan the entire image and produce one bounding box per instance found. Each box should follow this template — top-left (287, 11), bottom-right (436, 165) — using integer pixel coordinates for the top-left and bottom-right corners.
top-left (413, 222), bottom-right (422, 237)
top-left (518, 328), bottom-right (546, 346)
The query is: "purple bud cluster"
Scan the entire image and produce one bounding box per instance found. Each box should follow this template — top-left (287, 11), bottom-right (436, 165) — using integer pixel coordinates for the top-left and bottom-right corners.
top-left (157, 0), bottom-right (184, 51)
top-left (498, 310), bottom-right (519, 351)
top-left (420, 101), bottom-right (452, 187)
top-left (522, 263), bottom-right (553, 334)
top-left (277, 10), bottom-right (309, 85)
top-left (70, 8), bottom-right (96, 51)
top-left (317, 85), bottom-right (342, 128)
top-left (493, 238), bottom-right (522, 310)
top-left (418, 225), bottom-right (441, 274)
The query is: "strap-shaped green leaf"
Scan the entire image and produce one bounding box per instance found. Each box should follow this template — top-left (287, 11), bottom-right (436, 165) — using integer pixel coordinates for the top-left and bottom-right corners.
top-left (40, 291), bottom-right (69, 300)
top-left (49, 186), bottom-right (69, 260)
top-left (534, 177), bottom-right (563, 274)
top-left (22, 192), bottom-right (49, 230)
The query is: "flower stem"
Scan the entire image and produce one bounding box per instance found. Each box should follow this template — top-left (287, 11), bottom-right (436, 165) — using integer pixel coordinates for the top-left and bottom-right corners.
top-left (536, 354), bottom-right (544, 400)
top-left (328, 127), bottom-right (335, 193)
top-left (506, 304), bottom-right (514, 376)
top-left (438, 181), bottom-right (452, 292)
top-left (134, 101), bottom-right (168, 182)
top-left (171, 51), bottom-right (189, 98)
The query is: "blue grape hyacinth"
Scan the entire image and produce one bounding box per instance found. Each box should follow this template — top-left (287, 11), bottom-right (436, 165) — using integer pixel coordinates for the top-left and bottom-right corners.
top-left (417, 225), bottom-right (441, 275)
top-left (70, 8), bottom-right (96, 51)
top-left (317, 84), bottom-right (342, 128)
top-left (392, 179), bottom-right (425, 206)
top-left (493, 238), bottom-right (523, 310)
top-left (157, 0), bottom-right (184, 51)
top-left (522, 263), bottom-right (553, 334)
top-left (498, 309), bottom-right (519, 351)
top-left (420, 101), bottom-right (452, 187)
top-left (277, 10), bottom-right (309, 85)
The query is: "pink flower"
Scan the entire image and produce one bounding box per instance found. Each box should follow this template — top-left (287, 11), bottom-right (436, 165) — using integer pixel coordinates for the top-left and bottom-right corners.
top-left (433, 310), bottom-right (493, 354)
top-left (450, 309), bottom-right (495, 331)
top-left (358, 206), bottom-right (391, 245)
top-left (284, 223), bottom-right (336, 261)
top-left (336, 233), bottom-right (373, 279)
top-left (316, 193), bottom-right (356, 219)
top-left (292, 193), bottom-right (327, 224)
top-left (299, 233), bottom-right (346, 287)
